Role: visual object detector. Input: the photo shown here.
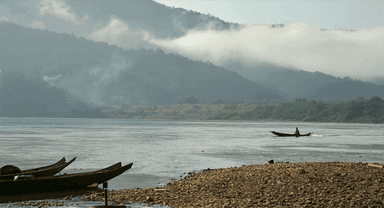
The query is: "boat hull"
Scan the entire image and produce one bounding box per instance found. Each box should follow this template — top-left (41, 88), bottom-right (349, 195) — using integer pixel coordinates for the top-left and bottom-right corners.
top-left (21, 157), bottom-right (66, 173)
top-left (0, 162), bottom-right (132, 195)
top-left (270, 131), bottom-right (312, 137)
top-left (0, 157), bottom-right (76, 180)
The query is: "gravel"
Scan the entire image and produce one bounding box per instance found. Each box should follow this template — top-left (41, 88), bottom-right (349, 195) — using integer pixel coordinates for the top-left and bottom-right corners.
top-left (83, 162), bottom-right (384, 207)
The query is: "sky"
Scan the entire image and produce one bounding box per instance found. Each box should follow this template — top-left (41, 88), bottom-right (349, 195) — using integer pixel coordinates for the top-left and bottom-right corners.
top-left (154, 0), bottom-right (384, 30)
top-left (0, 0), bottom-right (383, 80)
top-left (151, 0), bottom-right (384, 80)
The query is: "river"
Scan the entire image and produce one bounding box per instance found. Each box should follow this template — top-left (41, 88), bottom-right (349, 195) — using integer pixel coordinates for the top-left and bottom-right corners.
top-left (0, 118), bottom-right (383, 207)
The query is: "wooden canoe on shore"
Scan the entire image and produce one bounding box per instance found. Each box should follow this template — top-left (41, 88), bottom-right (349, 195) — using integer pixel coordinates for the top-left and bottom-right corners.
top-left (22, 157), bottom-right (67, 173)
top-left (1, 157), bottom-right (65, 175)
top-left (270, 131), bottom-right (313, 137)
top-left (0, 157), bottom-right (76, 180)
top-left (0, 162), bottom-right (133, 195)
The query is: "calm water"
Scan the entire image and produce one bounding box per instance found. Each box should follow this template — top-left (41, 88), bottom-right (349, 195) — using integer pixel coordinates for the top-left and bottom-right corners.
top-left (0, 118), bottom-right (383, 207)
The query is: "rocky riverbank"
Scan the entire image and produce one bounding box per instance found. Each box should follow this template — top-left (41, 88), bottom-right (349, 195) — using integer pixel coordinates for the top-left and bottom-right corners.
top-left (83, 161), bottom-right (384, 207)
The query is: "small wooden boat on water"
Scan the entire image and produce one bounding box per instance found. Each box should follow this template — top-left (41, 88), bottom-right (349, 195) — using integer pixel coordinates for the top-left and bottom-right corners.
top-left (0, 162), bottom-right (133, 195)
top-left (0, 157), bottom-right (77, 180)
top-left (270, 131), bottom-right (313, 137)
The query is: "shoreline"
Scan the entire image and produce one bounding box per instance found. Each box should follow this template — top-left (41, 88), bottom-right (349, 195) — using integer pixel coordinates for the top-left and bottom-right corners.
top-left (84, 161), bottom-right (384, 208)
top-left (102, 99), bottom-right (384, 124)
top-left (96, 161), bottom-right (384, 207)
top-left (3, 161), bottom-right (382, 207)
top-left (1, 116), bottom-right (383, 125)
top-left (112, 117), bottom-right (384, 125)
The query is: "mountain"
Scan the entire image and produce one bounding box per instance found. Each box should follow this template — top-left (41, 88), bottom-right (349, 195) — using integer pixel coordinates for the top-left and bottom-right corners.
top-left (365, 77), bottom-right (384, 86)
top-left (0, 21), bottom-right (117, 70)
top-left (0, 0), bottom-right (237, 42)
top-left (0, 22), bottom-right (281, 117)
top-left (224, 62), bottom-right (384, 102)
top-left (124, 49), bottom-right (281, 104)
top-left (66, 0), bottom-right (238, 38)
top-left (307, 77), bottom-right (384, 102)
top-left (1, 0), bottom-right (381, 118)
top-left (0, 69), bottom-right (105, 118)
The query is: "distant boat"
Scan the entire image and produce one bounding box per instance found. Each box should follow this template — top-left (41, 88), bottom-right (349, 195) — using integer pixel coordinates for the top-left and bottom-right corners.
top-left (270, 131), bottom-right (312, 137)
top-left (0, 162), bottom-right (133, 195)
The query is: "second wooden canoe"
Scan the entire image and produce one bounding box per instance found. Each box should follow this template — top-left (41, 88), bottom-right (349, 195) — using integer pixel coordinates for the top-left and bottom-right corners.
top-left (0, 157), bottom-right (76, 180)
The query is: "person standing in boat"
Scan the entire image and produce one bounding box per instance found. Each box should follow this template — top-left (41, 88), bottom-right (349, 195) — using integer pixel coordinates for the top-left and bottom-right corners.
top-left (294, 127), bottom-right (300, 136)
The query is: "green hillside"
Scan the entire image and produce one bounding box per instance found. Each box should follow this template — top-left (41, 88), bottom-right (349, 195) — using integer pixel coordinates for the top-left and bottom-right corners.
top-left (0, 22), bottom-right (281, 117)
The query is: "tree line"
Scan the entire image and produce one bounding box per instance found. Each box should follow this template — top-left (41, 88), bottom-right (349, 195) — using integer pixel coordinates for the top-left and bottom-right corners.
top-left (103, 96), bottom-right (384, 124)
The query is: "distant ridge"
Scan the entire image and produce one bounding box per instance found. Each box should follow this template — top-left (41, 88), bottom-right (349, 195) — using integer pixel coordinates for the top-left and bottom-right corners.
top-left (64, 0), bottom-right (239, 39)
top-left (224, 62), bottom-right (384, 102)
top-left (0, 22), bottom-right (282, 117)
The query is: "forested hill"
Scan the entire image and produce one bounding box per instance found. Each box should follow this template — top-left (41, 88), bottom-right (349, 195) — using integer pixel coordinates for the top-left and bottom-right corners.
top-left (0, 0), bottom-right (237, 40)
top-left (0, 70), bottom-right (105, 118)
top-left (307, 78), bottom-right (384, 102)
top-left (225, 63), bottom-right (384, 102)
top-left (0, 21), bottom-right (119, 71)
top-left (65, 0), bottom-right (238, 38)
top-left (0, 22), bottom-right (281, 117)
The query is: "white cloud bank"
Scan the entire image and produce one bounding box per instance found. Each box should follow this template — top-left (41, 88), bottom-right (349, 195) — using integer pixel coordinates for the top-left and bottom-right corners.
top-left (37, 0), bottom-right (88, 26)
top-left (147, 22), bottom-right (384, 79)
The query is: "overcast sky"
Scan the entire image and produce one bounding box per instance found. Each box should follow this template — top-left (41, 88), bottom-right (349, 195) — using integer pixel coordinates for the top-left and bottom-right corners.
top-left (154, 0), bottom-right (384, 30)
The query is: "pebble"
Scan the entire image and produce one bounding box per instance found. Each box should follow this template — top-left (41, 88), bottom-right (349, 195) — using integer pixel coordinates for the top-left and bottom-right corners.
top-left (3, 162), bottom-right (383, 208)
top-left (82, 162), bottom-right (384, 208)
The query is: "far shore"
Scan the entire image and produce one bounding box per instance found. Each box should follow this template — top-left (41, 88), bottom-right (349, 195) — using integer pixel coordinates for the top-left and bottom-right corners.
top-left (103, 98), bottom-right (384, 124)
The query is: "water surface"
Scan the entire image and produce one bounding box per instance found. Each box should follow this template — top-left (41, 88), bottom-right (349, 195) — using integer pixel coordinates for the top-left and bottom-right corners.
top-left (0, 118), bottom-right (383, 207)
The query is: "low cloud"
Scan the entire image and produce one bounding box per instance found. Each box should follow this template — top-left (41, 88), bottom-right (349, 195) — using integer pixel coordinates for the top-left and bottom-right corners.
top-left (37, 0), bottom-right (88, 26)
top-left (29, 20), bottom-right (45, 30)
top-left (148, 22), bottom-right (384, 79)
top-left (86, 17), bottom-right (152, 49)
top-left (0, 16), bottom-right (10, 22)
top-left (43, 74), bottom-right (62, 85)
top-left (89, 53), bottom-right (131, 82)
top-left (57, 53), bottom-right (132, 106)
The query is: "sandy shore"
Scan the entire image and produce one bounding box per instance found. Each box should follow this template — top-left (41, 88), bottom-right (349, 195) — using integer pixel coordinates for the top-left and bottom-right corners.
top-left (81, 161), bottom-right (384, 208)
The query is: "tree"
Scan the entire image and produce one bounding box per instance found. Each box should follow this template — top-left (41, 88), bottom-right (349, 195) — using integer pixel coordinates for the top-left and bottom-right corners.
top-left (365, 96), bottom-right (384, 122)
top-left (345, 100), bottom-right (365, 121)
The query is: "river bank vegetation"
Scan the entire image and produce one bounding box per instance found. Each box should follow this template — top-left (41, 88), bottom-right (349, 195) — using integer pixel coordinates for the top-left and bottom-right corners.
top-left (103, 95), bottom-right (384, 124)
